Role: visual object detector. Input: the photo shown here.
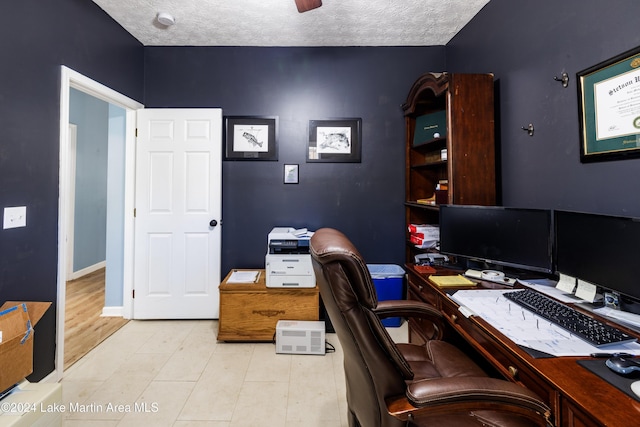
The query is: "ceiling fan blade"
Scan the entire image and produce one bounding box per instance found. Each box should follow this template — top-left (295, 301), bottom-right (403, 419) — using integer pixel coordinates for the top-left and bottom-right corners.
top-left (295, 0), bottom-right (322, 13)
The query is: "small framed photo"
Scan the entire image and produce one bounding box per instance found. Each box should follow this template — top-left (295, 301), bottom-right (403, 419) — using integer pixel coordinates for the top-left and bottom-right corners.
top-left (224, 116), bottom-right (278, 160)
top-left (307, 118), bottom-right (362, 163)
top-left (284, 164), bottom-right (299, 184)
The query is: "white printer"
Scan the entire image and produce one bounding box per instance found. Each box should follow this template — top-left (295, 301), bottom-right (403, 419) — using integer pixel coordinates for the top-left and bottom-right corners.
top-left (265, 227), bottom-right (316, 288)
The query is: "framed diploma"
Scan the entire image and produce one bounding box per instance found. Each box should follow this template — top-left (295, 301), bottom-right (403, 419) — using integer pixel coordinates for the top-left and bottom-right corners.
top-left (577, 46), bottom-right (640, 162)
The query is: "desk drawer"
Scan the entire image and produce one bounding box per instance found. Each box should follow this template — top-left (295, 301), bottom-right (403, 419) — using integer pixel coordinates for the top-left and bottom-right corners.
top-left (407, 274), bottom-right (439, 307)
top-left (407, 288), bottom-right (439, 343)
top-left (561, 397), bottom-right (602, 427)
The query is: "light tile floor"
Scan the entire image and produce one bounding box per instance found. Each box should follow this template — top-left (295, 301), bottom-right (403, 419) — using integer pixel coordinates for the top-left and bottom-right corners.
top-left (60, 319), bottom-right (408, 427)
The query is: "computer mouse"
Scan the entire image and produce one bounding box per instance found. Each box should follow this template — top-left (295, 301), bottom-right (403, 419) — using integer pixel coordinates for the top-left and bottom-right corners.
top-left (631, 381), bottom-right (640, 398)
top-left (606, 356), bottom-right (640, 375)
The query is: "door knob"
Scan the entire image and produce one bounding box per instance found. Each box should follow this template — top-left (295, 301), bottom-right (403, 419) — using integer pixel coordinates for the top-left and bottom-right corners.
top-left (209, 219), bottom-right (218, 227)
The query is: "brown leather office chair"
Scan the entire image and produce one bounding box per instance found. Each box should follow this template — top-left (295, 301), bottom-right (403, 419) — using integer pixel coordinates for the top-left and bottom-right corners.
top-left (310, 228), bottom-right (552, 427)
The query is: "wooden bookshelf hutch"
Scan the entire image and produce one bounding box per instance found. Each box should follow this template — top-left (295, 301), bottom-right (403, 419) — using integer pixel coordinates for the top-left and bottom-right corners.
top-left (402, 72), bottom-right (497, 263)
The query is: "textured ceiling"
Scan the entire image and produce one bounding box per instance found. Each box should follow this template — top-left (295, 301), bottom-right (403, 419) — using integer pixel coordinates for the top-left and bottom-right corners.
top-left (91, 0), bottom-right (490, 47)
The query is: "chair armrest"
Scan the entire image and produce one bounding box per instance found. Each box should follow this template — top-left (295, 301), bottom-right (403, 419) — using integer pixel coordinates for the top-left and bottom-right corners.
top-left (374, 299), bottom-right (442, 320)
top-left (373, 299), bottom-right (446, 340)
top-left (386, 377), bottom-right (552, 427)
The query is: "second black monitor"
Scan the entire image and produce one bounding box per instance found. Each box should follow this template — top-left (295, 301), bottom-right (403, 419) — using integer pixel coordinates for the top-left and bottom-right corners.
top-left (555, 210), bottom-right (640, 303)
top-left (439, 205), bottom-right (553, 275)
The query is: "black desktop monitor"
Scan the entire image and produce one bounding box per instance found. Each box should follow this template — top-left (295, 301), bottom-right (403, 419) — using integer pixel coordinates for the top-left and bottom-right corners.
top-left (439, 205), bottom-right (553, 275)
top-left (555, 210), bottom-right (640, 303)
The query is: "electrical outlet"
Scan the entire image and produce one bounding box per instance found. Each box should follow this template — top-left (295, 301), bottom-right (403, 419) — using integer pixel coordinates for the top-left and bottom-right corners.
top-left (3, 206), bottom-right (27, 229)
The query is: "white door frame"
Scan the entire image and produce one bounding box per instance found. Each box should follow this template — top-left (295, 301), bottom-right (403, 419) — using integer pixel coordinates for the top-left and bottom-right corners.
top-left (55, 66), bottom-right (143, 380)
top-left (66, 123), bottom-right (77, 282)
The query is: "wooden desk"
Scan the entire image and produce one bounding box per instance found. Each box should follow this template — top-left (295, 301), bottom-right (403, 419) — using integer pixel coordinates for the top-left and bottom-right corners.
top-left (217, 269), bottom-right (319, 341)
top-left (405, 263), bottom-right (640, 427)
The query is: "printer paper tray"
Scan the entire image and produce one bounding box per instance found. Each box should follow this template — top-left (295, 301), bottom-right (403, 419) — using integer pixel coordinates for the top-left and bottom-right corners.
top-left (266, 275), bottom-right (316, 288)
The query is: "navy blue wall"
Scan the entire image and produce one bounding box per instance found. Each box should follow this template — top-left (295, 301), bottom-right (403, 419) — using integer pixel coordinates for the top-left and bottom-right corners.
top-left (144, 47), bottom-right (445, 275)
top-left (4, 0), bottom-right (639, 382)
top-left (0, 1), bottom-right (143, 380)
top-left (447, 0), bottom-right (640, 216)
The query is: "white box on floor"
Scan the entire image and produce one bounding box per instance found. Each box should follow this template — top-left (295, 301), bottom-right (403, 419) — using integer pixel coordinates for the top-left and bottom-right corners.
top-left (276, 320), bottom-right (325, 355)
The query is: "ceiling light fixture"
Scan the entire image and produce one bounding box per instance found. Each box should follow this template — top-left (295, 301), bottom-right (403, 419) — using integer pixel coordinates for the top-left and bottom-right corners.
top-left (157, 12), bottom-right (176, 26)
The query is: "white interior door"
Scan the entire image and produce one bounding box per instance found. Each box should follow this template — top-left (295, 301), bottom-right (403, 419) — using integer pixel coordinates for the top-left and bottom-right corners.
top-left (134, 108), bottom-right (222, 319)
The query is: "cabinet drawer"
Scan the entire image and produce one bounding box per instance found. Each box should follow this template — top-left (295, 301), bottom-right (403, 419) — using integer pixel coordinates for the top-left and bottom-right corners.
top-left (218, 290), bottom-right (319, 341)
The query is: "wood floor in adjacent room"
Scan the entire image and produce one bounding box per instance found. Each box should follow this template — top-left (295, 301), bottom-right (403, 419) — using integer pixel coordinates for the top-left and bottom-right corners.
top-left (64, 268), bottom-right (129, 370)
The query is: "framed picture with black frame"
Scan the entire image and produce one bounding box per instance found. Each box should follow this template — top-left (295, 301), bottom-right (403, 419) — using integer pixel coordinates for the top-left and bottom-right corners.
top-left (306, 118), bottom-right (362, 163)
top-left (224, 116), bottom-right (278, 160)
top-left (577, 46), bottom-right (640, 163)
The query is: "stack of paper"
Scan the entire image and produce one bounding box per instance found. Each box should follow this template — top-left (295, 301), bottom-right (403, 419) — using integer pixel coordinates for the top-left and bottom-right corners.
top-left (227, 270), bottom-right (260, 283)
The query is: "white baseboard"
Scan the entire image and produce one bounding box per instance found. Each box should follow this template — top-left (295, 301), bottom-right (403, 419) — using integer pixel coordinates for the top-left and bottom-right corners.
top-left (68, 260), bottom-right (106, 281)
top-left (101, 306), bottom-right (124, 317)
top-left (40, 369), bottom-right (59, 383)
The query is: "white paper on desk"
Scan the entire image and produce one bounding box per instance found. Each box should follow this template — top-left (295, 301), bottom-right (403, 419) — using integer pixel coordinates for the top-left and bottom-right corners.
top-left (519, 278), bottom-right (557, 288)
top-left (520, 280), bottom-right (582, 304)
top-left (451, 289), bottom-right (640, 357)
top-left (556, 273), bottom-right (577, 294)
top-left (575, 279), bottom-right (598, 303)
top-left (523, 338), bottom-right (640, 357)
top-left (595, 306), bottom-right (640, 329)
top-left (227, 270), bottom-right (260, 283)
top-left (523, 337), bottom-right (599, 357)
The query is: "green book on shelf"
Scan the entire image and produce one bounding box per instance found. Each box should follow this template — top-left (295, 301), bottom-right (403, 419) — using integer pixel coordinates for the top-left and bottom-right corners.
top-left (413, 111), bottom-right (446, 146)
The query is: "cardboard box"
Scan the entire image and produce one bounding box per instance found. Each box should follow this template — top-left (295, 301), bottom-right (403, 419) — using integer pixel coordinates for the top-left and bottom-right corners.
top-left (408, 224), bottom-right (440, 239)
top-left (409, 234), bottom-right (438, 249)
top-left (0, 301), bottom-right (51, 393)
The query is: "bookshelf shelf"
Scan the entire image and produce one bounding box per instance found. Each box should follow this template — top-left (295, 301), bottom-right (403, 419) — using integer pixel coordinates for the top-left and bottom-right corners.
top-left (412, 136), bottom-right (447, 149)
top-left (411, 160), bottom-right (447, 170)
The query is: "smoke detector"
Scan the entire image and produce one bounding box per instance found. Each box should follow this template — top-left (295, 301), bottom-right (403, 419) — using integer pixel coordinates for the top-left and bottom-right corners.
top-left (157, 12), bottom-right (176, 26)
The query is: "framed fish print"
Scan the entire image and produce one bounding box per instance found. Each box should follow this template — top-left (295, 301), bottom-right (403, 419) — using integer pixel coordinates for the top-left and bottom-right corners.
top-left (306, 118), bottom-right (362, 163)
top-left (224, 116), bottom-right (278, 160)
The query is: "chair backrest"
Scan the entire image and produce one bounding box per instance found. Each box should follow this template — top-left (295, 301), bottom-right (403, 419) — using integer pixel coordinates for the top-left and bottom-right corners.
top-left (310, 228), bottom-right (411, 427)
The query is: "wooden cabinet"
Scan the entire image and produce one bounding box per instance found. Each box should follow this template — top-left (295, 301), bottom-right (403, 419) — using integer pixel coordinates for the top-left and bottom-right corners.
top-left (402, 73), bottom-right (496, 263)
top-left (217, 269), bottom-right (319, 342)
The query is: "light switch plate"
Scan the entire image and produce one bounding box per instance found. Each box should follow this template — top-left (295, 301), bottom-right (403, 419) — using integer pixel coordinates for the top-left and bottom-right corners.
top-left (3, 206), bottom-right (27, 229)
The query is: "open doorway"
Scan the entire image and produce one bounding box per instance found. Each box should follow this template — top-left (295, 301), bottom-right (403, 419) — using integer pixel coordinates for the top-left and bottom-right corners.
top-left (64, 268), bottom-right (128, 368)
top-left (56, 66), bottom-right (143, 379)
top-left (63, 91), bottom-right (129, 369)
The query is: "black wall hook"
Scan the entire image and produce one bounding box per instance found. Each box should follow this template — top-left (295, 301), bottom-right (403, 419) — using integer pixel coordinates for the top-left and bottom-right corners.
top-left (554, 72), bottom-right (569, 88)
top-left (522, 124), bottom-right (534, 136)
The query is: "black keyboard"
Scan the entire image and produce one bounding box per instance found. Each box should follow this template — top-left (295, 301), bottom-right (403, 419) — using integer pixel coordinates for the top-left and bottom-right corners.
top-left (503, 289), bottom-right (636, 348)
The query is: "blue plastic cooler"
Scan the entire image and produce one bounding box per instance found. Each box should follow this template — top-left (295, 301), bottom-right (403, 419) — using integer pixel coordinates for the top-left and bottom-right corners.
top-left (367, 264), bottom-right (405, 327)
